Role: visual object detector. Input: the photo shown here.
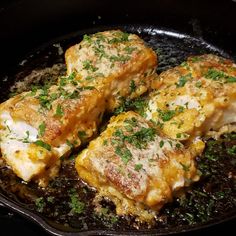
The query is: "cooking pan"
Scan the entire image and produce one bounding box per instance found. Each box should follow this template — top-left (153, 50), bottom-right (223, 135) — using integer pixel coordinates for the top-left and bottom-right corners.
top-left (0, 0), bottom-right (236, 235)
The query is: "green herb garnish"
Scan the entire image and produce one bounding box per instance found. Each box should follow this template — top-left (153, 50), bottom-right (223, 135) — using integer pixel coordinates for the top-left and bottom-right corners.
top-left (66, 139), bottom-right (74, 149)
top-left (159, 140), bottom-right (164, 148)
top-left (134, 163), bottom-right (143, 171)
top-left (38, 122), bottom-right (46, 137)
top-left (180, 162), bottom-right (190, 171)
top-left (83, 34), bottom-right (92, 43)
top-left (124, 46), bottom-right (136, 54)
top-left (34, 140), bottom-right (51, 151)
top-left (158, 109), bottom-right (176, 122)
top-left (83, 60), bottom-right (98, 72)
top-left (69, 190), bottom-right (85, 214)
top-left (176, 74), bottom-right (191, 87)
top-left (55, 104), bottom-right (64, 117)
top-left (130, 80), bottom-right (136, 93)
top-left (35, 197), bottom-right (45, 213)
top-left (115, 146), bottom-right (132, 164)
top-left (195, 81), bottom-right (202, 88)
top-left (227, 145), bottom-right (236, 155)
top-left (78, 131), bottom-right (87, 139)
top-left (205, 68), bottom-right (236, 83)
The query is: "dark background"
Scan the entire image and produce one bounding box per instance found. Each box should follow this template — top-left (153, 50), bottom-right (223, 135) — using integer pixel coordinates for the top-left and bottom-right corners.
top-left (1, 0), bottom-right (236, 67)
top-left (0, 0), bottom-right (236, 235)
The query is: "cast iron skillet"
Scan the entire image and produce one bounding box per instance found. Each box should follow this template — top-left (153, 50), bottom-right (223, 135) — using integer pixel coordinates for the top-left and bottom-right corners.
top-left (0, 0), bottom-right (236, 235)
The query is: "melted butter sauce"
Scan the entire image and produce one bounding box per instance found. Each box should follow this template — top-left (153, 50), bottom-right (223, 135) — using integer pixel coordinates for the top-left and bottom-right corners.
top-left (0, 133), bottom-right (236, 231)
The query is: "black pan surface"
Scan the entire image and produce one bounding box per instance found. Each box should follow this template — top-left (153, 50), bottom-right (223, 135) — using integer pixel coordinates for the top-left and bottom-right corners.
top-left (0, 25), bottom-right (236, 235)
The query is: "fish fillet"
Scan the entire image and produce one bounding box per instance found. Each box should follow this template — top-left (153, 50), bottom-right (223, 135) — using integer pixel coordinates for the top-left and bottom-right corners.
top-left (65, 30), bottom-right (157, 110)
top-left (145, 54), bottom-right (236, 146)
top-left (75, 111), bottom-right (199, 221)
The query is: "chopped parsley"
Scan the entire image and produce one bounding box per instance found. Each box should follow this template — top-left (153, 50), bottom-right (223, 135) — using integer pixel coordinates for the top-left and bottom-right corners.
top-left (159, 140), bottom-right (164, 148)
top-left (78, 131), bottom-right (87, 139)
top-left (38, 122), bottom-right (46, 137)
top-left (113, 129), bottom-right (125, 139)
top-left (66, 139), bottom-right (74, 149)
top-left (195, 81), bottom-right (202, 88)
top-left (113, 124), bottom-right (156, 161)
top-left (47, 196), bottom-right (55, 203)
top-left (64, 90), bottom-right (80, 99)
top-left (177, 106), bottom-right (185, 113)
top-left (180, 61), bottom-right (189, 67)
top-left (69, 189), bottom-right (85, 214)
top-left (115, 146), bottom-right (132, 164)
top-left (114, 97), bottom-right (147, 117)
top-left (176, 74), bottom-right (192, 88)
top-left (34, 140), bottom-right (51, 151)
top-left (227, 145), bottom-right (236, 155)
top-left (67, 72), bottom-right (76, 80)
top-left (176, 143), bottom-right (181, 149)
top-left (115, 127), bottom-right (156, 149)
top-left (98, 206), bottom-right (118, 225)
top-left (85, 76), bottom-right (94, 81)
top-left (157, 106), bottom-right (185, 123)
top-left (124, 117), bottom-right (138, 127)
top-left (124, 46), bottom-right (136, 54)
top-left (108, 32), bottom-right (130, 44)
top-left (205, 69), bottom-right (225, 81)
top-left (190, 56), bottom-right (202, 63)
top-left (35, 197), bottom-right (45, 213)
top-left (129, 127), bottom-right (156, 149)
top-left (226, 76), bottom-right (236, 83)
top-left (111, 121), bottom-right (156, 164)
top-left (59, 77), bottom-right (67, 87)
top-left (157, 109), bottom-right (176, 122)
top-left (93, 45), bottom-right (107, 59)
top-left (83, 60), bottom-right (98, 72)
top-left (176, 133), bottom-right (182, 138)
top-left (180, 162), bottom-right (190, 172)
top-left (83, 34), bottom-right (92, 43)
top-left (81, 86), bottom-right (95, 90)
top-left (37, 88), bottom-right (51, 110)
top-left (110, 55), bottom-right (130, 63)
top-left (103, 140), bottom-right (108, 146)
top-left (22, 130), bottom-right (30, 143)
top-left (134, 163), bottom-right (143, 171)
top-left (129, 80), bottom-right (136, 93)
top-left (6, 125), bottom-right (11, 133)
top-left (55, 104), bottom-right (64, 117)
top-left (29, 86), bottom-right (37, 96)
top-left (205, 68), bottom-right (236, 83)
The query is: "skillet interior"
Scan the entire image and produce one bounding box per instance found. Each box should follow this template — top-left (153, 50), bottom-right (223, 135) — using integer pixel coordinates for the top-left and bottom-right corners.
top-left (0, 25), bottom-right (236, 235)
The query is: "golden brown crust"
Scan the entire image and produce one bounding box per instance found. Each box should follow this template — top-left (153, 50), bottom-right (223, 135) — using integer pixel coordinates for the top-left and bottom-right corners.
top-left (145, 54), bottom-right (236, 142)
top-left (76, 111), bottom-right (199, 220)
top-left (0, 30), bottom-right (158, 185)
top-left (65, 30), bottom-right (157, 111)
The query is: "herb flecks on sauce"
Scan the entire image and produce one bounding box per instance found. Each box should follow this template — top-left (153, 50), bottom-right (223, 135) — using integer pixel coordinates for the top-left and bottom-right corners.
top-left (1, 132), bottom-right (236, 230)
top-left (69, 189), bottom-right (85, 215)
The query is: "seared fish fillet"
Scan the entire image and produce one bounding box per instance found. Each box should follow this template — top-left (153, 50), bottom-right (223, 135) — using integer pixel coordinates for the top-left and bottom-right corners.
top-left (75, 111), bottom-right (199, 221)
top-left (0, 74), bottom-right (105, 185)
top-left (65, 30), bottom-right (157, 110)
top-left (145, 54), bottom-right (236, 145)
top-left (0, 30), bottom-right (157, 185)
